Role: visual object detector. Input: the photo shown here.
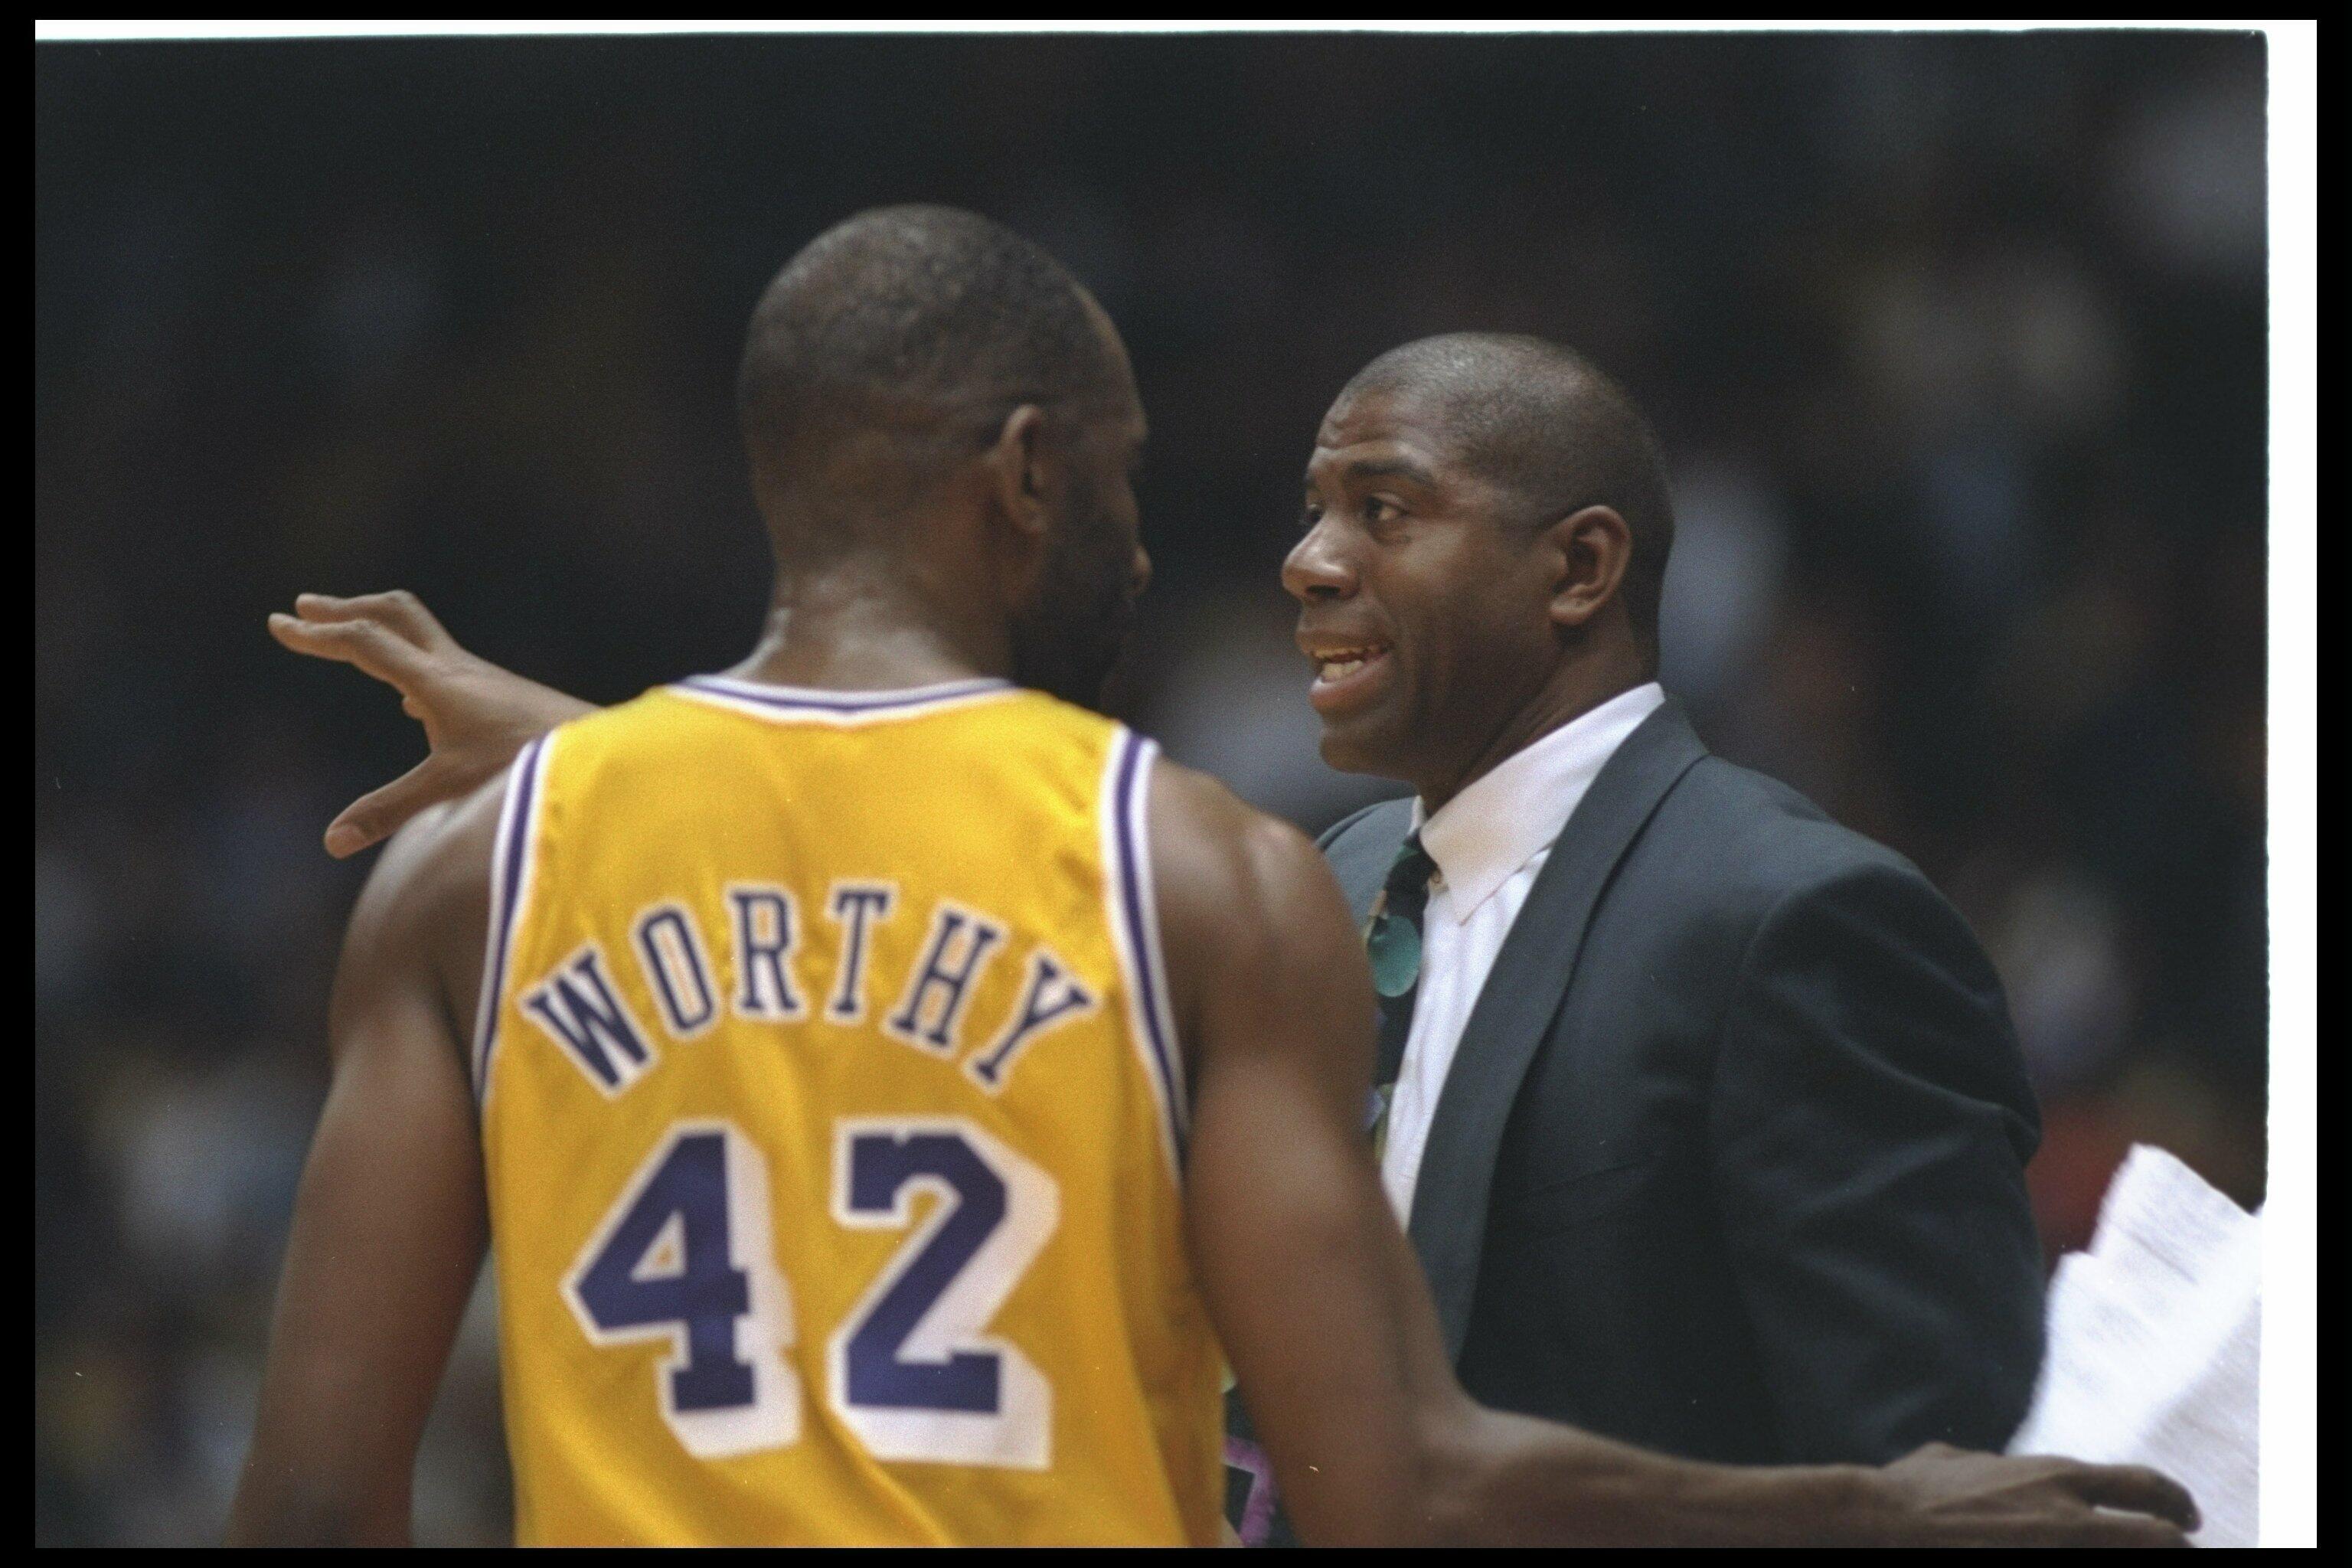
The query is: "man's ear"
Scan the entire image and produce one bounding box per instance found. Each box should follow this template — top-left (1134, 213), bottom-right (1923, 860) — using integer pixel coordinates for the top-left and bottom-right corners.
top-left (1544, 504), bottom-right (1633, 631)
top-left (981, 404), bottom-right (1051, 548)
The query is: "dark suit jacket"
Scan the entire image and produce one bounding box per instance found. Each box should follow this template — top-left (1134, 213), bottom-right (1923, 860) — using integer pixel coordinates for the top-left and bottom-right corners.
top-left (1319, 697), bottom-right (2046, 1465)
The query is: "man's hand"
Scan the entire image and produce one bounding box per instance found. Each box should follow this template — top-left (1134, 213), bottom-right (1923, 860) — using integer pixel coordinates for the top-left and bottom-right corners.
top-left (1864, 1442), bottom-right (2200, 1547)
top-left (271, 591), bottom-right (594, 858)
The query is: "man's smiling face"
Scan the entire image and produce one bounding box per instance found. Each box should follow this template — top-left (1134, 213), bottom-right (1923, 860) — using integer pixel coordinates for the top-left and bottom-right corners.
top-left (1283, 379), bottom-right (1566, 792)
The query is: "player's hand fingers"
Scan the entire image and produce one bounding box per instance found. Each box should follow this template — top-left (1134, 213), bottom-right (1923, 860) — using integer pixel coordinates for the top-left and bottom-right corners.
top-left (2063, 1464), bottom-right (2200, 1533)
top-left (291, 590), bottom-right (453, 651)
top-left (323, 756), bottom-right (466, 858)
top-left (270, 611), bottom-right (433, 691)
top-left (2066, 1514), bottom-right (2194, 1549)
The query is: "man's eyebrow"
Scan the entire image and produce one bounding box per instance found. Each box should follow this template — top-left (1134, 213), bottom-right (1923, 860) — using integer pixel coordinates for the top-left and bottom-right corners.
top-left (1303, 455), bottom-right (1439, 488)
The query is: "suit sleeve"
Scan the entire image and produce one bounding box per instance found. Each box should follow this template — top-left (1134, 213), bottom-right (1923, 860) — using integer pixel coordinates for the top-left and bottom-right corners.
top-left (1707, 856), bottom-right (2047, 1462)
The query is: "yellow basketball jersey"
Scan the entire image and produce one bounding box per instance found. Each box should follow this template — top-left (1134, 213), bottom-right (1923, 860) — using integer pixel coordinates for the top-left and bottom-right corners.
top-left (473, 675), bottom-right (1223, 1546)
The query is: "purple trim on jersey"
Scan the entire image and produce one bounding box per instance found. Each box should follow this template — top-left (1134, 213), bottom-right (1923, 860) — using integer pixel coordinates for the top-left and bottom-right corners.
top-left (1224, 1434), bottom-right (1280, 1547)
top-left (676, 675), bottom-right (1011, 714)
top-left (1112, 730), bottom-right (1184, 1158)
top-left (474, 734), bottom-right (548, 1094)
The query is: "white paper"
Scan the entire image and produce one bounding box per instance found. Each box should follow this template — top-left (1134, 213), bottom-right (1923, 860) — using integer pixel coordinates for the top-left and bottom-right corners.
top-left (2006, 1143), bottom-right (2261, 1547)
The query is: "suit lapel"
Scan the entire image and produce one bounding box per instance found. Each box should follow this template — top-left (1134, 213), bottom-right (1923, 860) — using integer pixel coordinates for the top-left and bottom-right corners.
top-left (1319, 799), bottom-right (1419, 1090)
top-left (1405, 700), bottom-right (1709, 1359)
top-left (1321, 798), bottom-right (1415, 923)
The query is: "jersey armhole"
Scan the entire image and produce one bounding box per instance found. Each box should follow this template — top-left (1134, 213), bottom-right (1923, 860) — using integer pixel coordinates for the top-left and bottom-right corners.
top-left (1099, 728), bottom-right (1186, 1173)
top-left (471, 732), bottom-right (556, 1104)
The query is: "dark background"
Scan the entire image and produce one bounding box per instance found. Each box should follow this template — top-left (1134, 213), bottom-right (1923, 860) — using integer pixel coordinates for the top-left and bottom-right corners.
top-left (35, 31), bottom-right (2270, 1546)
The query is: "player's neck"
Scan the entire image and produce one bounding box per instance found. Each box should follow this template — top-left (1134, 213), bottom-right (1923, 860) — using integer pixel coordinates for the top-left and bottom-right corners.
top-left (725, 561), bottom-right (1011, 692)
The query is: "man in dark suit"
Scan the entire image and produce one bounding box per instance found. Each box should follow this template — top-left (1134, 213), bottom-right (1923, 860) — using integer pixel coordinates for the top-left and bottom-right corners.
top-left (1278, 332), bottom-right (2045, 1477)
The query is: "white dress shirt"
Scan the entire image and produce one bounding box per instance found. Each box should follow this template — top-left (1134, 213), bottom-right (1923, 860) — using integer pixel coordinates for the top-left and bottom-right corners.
top-left (1379, 681), bottom-right (1666, 1222)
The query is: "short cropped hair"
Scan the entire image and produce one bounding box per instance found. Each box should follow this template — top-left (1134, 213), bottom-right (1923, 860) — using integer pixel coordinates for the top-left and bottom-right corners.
top-left (737, 205), bottom-right (1122, 553)
top-left (1348, 333), bottom-right (1674, 655)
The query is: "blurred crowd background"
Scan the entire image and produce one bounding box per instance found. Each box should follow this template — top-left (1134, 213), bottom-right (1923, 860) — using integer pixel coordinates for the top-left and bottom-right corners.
top-left (36, 31), bottom-right (2272, 1547)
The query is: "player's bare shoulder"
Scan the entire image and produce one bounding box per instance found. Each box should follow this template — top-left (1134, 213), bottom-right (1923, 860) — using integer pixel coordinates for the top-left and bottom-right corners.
top-left (1144, 753), bottom-right (1374, 1070)
top-left (331, 771), bottom-right (509, 1057)
top-left (1146, 758), bottom-right (1327, 921)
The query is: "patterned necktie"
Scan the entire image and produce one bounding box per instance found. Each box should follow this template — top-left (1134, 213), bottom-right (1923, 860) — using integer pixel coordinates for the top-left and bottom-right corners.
top-left (1364, 830), bottom-right (1436, 1157)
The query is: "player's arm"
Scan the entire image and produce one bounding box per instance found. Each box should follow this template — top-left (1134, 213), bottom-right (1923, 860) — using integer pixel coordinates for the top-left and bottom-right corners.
top-left (225, 779), bottom-right (505, 1545)
top-left (270, 591), bottom-right (592, 858)
top-left (1150, 761), bottom-right (2197, 1547)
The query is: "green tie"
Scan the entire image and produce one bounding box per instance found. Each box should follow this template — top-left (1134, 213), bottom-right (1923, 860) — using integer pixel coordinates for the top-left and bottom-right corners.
top-left (1364, 831), bottom-right (1435, 1157)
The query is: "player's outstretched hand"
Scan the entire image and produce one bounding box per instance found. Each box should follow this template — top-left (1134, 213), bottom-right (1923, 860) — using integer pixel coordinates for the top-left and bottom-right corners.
top-left (1868, 1442), bottom-right (2200, 1547)
top-left (270, 591), bottom-right (594, 858)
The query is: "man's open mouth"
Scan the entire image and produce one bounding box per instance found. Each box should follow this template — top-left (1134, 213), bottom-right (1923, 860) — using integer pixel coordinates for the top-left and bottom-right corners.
top-left (1307, 642), bottom-right (1393, 714)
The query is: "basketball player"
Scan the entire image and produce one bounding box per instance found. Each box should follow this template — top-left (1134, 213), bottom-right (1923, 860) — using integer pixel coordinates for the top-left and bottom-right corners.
top-left (229, 207), bottom-right (2195, 1546)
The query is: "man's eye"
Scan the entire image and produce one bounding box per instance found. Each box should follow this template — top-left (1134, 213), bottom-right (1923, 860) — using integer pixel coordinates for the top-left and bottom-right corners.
top-left (1364, 496), bottom-right (1400, 524)
top-left (1300, 502), bottom-right (1325, 531)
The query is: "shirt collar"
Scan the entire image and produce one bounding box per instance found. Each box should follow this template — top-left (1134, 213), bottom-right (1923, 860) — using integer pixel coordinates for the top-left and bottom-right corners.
top-left (1413, 682), bottom-right (1666, 921)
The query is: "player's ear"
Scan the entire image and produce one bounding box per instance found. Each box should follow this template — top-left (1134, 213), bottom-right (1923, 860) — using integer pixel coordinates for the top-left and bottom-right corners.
top-left (1544, 504), bottom-right (1632, 631)
top-left (981, 404), bottom-right (1051, 548)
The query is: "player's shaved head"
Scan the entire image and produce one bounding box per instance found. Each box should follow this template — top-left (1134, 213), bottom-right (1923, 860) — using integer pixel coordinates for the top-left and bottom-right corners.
top-left (737, 204), bottom-right (1133, 564)
top-left (733, 206), bottom-right (1149, 709)
top-left (1340, 332), bottom-right (1674, 654)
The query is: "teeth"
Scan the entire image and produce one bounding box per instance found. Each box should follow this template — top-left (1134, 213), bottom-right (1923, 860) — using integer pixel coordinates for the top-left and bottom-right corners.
top-left (1315, 647), bottom-right (1383, 683)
